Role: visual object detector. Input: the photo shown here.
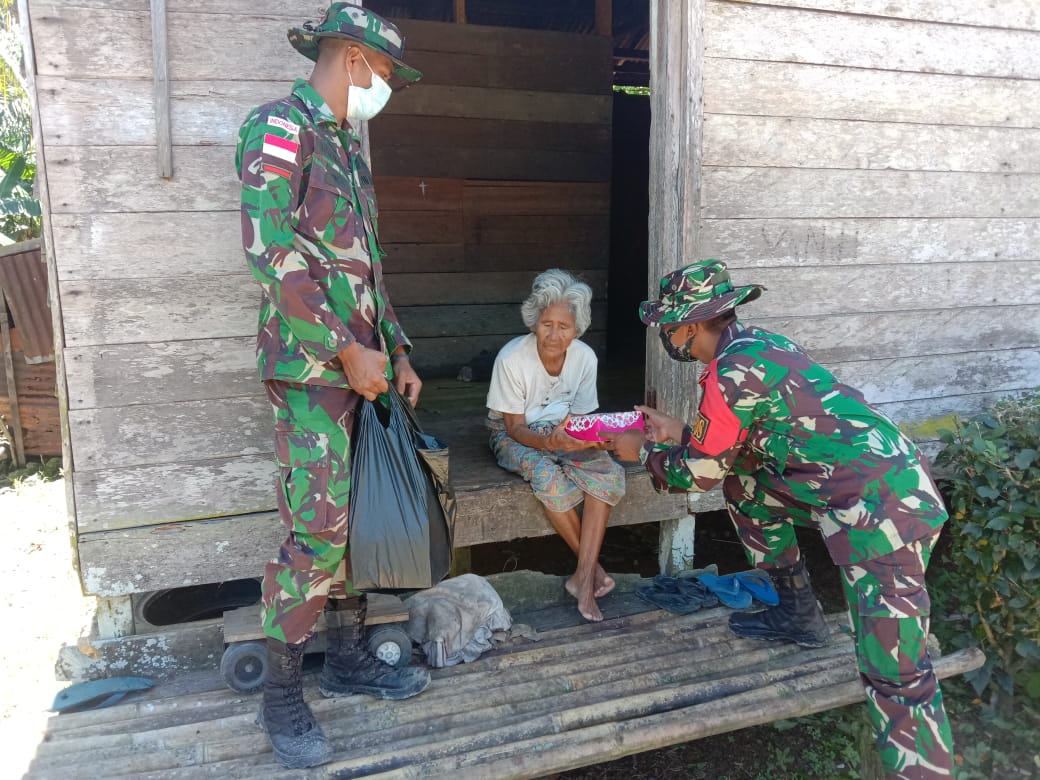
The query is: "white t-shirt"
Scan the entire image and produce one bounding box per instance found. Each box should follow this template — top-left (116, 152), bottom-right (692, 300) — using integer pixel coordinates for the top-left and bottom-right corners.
top-left (486, 333), bottom-right (599, 426)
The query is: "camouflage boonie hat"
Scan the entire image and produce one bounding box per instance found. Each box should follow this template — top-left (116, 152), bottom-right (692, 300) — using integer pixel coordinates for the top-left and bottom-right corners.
top-left (288, 3), bottom-right (422, 87)
top-left (639, 259), bottom-right (765, 327)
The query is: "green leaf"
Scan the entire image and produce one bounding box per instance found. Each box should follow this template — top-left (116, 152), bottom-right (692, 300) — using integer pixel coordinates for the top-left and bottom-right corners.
top-left (1014, 448), bottom-right (1037, 469)
top-left (976, 485), bottom-right (1000, 500)
top-left (1014, 640), bottom-right (1040, 660)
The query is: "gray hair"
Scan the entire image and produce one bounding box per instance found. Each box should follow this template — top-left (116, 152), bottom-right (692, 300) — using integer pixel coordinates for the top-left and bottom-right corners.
top-left (520, 269), bottom-right (593, 336)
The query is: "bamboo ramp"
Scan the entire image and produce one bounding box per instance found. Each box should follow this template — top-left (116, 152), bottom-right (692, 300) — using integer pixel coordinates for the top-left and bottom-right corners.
top-left (25, 606), bottom-right (983, 779)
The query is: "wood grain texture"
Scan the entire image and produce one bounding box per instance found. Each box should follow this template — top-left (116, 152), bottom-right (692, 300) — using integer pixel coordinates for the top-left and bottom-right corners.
top-left (698, 218), bottom-right (1040, 266)
top-left (719, 0), bottom-right (1040, 31)
top-left (58, 304), bottom-right (1040, 411)
top-left (68, 395), bottom-right (271, 471)
top-left (704, 115), bottom-right (1040, 173)
top-left (75, 457), bottom-right (682, 561)
top-left (704, 58), bottom-right (1040, 129)
top-left (59, 275), bottom-right (258, 347)
top-left (647, 0), bottom-right (704, 424)
top-left (59, 214), bottom-right (1038, 281)
top-left (701, 168), bottom-right (1040, 219)
top-left (149, 0), bottom-right (173, 178)
top-left (706, 1), bottom-right (1040, 79)
top-left (57, 261), bottom-right (1036, 349)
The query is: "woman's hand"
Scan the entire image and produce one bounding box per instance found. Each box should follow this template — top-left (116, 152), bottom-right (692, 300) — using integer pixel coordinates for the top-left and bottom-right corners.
top-left (544, 417), bottom-right (591, 452)
top-left (635, 404), bottom-right (687, 444)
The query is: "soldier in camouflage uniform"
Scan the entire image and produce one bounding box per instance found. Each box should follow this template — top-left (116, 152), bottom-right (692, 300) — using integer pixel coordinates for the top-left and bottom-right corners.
top-left (609, 260), bottom-right (954, 778)
top-left (236, 4), bottom-right (429, 769)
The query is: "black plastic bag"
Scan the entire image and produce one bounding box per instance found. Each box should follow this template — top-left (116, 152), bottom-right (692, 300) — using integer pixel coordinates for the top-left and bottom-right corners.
top-left (349, 386), bottom-right (455, 590)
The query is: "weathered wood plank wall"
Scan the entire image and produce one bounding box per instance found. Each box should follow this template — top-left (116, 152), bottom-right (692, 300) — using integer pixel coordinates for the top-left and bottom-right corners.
top-left (699, 0), bottom-right (1040, 424)
top-left (28, 0), bottom-right (613, 594)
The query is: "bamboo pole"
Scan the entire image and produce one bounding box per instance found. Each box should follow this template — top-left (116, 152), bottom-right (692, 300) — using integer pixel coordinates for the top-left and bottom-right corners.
top-left (33, 646), bottom-right (982, 778)
top-left (355, 648), bottom-right (985, 780)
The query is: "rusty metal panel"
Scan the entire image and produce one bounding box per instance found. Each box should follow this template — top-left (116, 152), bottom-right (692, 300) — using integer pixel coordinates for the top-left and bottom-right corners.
top-left (0, 239), bottom-right (54, 364)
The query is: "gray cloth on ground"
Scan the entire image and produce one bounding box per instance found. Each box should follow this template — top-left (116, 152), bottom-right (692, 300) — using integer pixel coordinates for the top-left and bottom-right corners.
top-left (403, 573), bottom-right (512, 667)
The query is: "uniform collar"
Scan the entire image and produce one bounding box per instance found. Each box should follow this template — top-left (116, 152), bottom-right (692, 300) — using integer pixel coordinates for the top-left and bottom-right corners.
top-left (290, 79), bottom-right (361, 142)
top-left (714, 319), bottom-right (748, 358)
top-left (698, 319), bottom-right (747, 383)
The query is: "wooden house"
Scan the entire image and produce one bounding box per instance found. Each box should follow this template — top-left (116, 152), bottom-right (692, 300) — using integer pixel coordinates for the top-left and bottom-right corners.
top-left (20, 0), bottom-right (1040, 660)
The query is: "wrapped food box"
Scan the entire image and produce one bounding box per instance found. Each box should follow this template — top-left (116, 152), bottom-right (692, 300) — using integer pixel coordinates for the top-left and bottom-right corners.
top-left (564, 411), bottom-right (645, 441)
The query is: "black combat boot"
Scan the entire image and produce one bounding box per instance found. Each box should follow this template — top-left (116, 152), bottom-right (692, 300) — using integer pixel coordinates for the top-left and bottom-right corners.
top-left (728, 560), bottom-right (830, 648)
top-left (256, 638), bottom-right (333, 769)
top-left (319, 595), bottom-right (431, 700)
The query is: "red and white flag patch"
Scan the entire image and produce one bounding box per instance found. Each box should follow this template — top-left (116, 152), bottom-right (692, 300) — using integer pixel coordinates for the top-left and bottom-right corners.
top-left (262, 133), bottom-right (299, 165)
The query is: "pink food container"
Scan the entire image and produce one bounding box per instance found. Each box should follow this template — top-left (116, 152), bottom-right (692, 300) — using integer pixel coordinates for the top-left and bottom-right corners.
top-left (564, 411), bottom-right (645, 441)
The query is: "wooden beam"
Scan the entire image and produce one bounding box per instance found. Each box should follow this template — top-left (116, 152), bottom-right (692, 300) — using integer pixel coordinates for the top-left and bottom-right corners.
top-left (17, 0), bottom-right (76, 528)
top-left (0, 289), bottom-right (25, 466)
top-left (150, 0), bottom-right (173, 177)
top-left (595, 0), bottom-right (612, 36)
top-left (647, 0), bottom-right (704, 423)
top-left (648, 0), bottom-right (705, 573)
top-left (455, 0), bottom-right (467, 24)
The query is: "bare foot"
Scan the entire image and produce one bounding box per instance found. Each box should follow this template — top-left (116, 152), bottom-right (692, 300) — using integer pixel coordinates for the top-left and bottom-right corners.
top-left (577, 591), bottom-right (603, 622)
top-left (565, 575), bottom-right (579, 599)
top-left (594, 568), bottom-right (615, 598)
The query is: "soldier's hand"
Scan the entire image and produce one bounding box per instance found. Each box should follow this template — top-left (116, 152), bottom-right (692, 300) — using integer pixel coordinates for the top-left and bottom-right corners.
top-left (635, 405), bottom-right (686, 444)
top-left (602, 429), bottom-right (645, 462)
top-left (338, 343), bottom-right (389, 401)
top-left (391, 355), bottom-right (423, 407)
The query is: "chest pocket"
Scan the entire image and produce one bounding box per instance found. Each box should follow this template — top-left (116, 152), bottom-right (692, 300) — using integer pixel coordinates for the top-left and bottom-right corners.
top-left (298, 138), bottom-right (362, 249)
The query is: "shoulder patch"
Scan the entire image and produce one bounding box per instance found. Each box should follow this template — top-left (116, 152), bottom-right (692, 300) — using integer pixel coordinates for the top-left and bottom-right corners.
top-left (262, 133), bottom-right (300, 164)
top-left (691, 412), bottom-right (710, 444)
top-left (267, 116), bottom-right (301, 136)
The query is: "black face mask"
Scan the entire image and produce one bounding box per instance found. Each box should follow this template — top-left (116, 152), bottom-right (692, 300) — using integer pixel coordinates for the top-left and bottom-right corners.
top-left (659, 327), bottom-right (697, 362)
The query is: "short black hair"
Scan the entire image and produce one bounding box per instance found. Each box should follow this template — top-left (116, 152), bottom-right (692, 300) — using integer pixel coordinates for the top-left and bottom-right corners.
top-left (702, 309), bottom-right (737, 333)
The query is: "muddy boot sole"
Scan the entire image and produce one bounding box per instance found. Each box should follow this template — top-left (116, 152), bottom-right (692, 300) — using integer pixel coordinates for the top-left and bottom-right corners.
top-left (256, 707), bottom-right (333, 769)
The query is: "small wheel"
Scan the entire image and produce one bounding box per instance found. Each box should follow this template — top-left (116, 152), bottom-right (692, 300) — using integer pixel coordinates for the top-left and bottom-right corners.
top-left (221, 640), bottom-right (268, 693)
top-left (366, 625), bottom-right (412, 668)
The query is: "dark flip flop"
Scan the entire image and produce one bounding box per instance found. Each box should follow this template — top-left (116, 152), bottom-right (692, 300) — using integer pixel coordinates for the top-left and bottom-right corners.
top-left (636, 586), bottom-right (709, 614)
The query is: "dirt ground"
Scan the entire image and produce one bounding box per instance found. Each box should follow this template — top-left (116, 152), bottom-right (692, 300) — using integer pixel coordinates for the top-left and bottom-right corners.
top-left (0, 477), bottom-right (96, 778)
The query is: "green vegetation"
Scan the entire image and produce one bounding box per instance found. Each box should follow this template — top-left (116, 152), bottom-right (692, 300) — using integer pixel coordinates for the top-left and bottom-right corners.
top-left (933, 391), bottom-right (1040, 717)
top-left (0, 0), bottom-right (39, 245)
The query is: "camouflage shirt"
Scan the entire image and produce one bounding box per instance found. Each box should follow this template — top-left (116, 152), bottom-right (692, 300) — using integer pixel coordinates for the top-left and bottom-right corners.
top-left (641, 321), bottom-right (948, 564)
top-left (236, 79), bottom-right (409, 386)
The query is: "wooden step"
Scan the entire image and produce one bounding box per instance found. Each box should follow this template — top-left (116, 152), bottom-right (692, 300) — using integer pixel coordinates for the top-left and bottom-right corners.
top-left (25, 603), bottom-right (983, 780)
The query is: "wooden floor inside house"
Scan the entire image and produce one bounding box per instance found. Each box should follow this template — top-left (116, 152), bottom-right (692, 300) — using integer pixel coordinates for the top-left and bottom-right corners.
top-left (25, 591), bottom-right (982, 780)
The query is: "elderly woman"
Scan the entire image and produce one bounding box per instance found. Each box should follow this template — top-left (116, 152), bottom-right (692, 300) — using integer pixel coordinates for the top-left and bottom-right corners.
top-left (486, 269), bottom-right (626, 622)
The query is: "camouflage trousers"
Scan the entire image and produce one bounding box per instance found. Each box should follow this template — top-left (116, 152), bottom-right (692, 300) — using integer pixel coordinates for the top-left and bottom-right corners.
top-left (261, 380), bottom-right (362, 645)
top-left (723, 474), bottom-right (954, 779)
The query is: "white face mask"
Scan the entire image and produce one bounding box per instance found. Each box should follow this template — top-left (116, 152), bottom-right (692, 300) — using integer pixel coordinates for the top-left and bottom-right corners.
top-left (346, 52), bottom-right (392, 121)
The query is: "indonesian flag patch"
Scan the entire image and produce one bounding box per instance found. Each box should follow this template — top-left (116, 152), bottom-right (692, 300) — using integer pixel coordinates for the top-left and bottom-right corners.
top-left (262, 133), bottom-right (299, 164)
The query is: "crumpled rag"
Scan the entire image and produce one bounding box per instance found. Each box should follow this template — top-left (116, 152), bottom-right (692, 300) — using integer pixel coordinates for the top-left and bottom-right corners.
top-left (404, 573), bottom-right (513, 667)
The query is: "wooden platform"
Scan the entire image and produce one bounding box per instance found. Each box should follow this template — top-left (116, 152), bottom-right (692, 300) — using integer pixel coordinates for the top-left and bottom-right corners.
top-left (26, 599), bottom-right (983, 779)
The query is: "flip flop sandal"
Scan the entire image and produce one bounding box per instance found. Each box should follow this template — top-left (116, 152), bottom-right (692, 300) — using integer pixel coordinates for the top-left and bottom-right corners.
top-left (51, 676), bottom-right (154, 713)
top-left (674, 577), bottom-right (720, 608)
top-left (651, 574), bottom-right (681, 592)
top-left (696, 573), bottom-right (753, 609)
top-left (735, 570), bottom-right (780, 606)
top-left (636, 586), bottom-right (708, 614)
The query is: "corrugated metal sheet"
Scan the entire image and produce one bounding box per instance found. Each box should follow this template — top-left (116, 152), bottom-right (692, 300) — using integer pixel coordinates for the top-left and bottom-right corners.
top-left (0, 239), bottom-right (54, 364)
